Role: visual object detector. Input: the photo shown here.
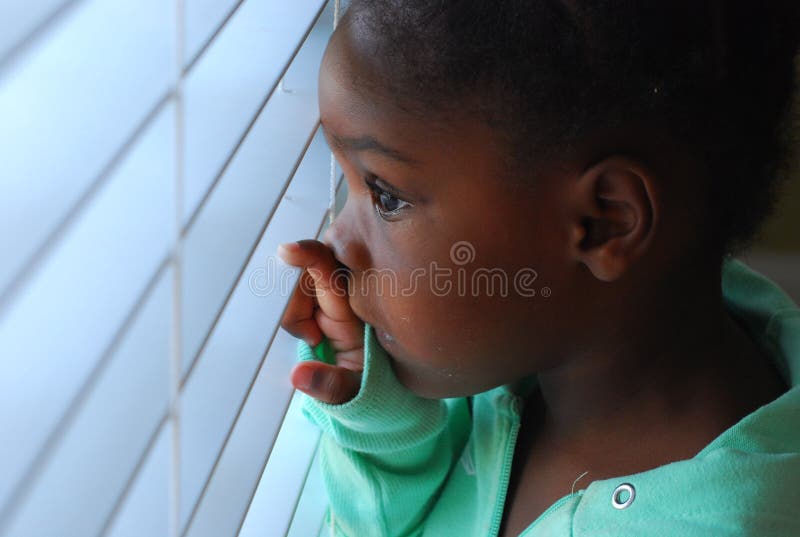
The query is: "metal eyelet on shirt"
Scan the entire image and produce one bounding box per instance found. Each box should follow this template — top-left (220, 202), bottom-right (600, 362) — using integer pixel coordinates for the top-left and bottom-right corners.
top-left (611, 483), bottom-right (636, 510)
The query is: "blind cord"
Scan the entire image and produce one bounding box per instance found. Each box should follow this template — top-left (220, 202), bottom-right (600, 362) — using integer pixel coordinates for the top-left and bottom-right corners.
top-left (329, 0), bottom-right (341, 228)
top-left (328, 5), bottom-right (342, 534)
top-left (171, 0), bottom-right (185, 536)
top-left (326, 3), bottom-right (341, 536)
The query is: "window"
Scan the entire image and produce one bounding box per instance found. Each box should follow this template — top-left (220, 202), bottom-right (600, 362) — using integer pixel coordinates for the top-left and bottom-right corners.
top-left (0, 1), bottom-right (343, 536)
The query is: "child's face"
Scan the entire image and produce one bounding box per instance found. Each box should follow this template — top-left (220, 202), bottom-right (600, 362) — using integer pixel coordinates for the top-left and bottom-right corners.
top-left (318, 26), bottom-right (579, 398)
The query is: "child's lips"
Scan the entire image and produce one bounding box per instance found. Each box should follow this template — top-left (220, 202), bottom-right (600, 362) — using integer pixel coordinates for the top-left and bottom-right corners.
top-left (348, 296), bottom-right (395, 346)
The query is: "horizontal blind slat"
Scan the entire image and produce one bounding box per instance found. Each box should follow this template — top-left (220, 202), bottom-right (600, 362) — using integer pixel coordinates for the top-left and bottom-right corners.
top-left (103, 421), bottom-right (172, 537)
top-left (1, 269), bottom-right (171, 537)
top-left (183, 330), bottom-right (306, 537)
top-left (183, 0), bottom-right (242, 69)
top-left (180, 6), bottom-right (331, 377)
top-left (184, 168), bottom-right (346, 537)
top-left (179, 126), bottom-right (335, 532)
top-left (0, 0), bottom-right (73, 68)
top-left (286, 451), bottom-right (331, 537)
top-left (0, 1), bottom-right (343, 534)
top-left (0, 105), bottom-right (175, 517)
top-left (0, 0), bottom-right (175, 300)
top-left (182, 0), bottom-right (327, 226)
top-left (237, 394), bottom-right (323, 537)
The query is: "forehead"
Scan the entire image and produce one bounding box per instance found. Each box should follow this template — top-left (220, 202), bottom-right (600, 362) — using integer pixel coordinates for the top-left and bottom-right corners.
top-left (318, 25), bottom-right (505, 176)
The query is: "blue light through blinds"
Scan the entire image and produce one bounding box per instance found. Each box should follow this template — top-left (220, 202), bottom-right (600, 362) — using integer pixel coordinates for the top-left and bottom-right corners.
top-left (0, 1), bottom-right (343, 536)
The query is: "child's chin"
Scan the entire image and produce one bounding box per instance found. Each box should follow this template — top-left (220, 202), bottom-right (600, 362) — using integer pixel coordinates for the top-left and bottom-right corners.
top-left (375, 330), bottom-right (478, 399)
top-left (386, 356), bottom-right (432, 397)
top-left (389, 358), bottom-right (469, 400)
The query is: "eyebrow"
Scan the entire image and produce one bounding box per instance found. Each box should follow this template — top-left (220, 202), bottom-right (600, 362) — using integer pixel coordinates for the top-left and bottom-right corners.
top-left (328, 132), bottom-right (419, 167)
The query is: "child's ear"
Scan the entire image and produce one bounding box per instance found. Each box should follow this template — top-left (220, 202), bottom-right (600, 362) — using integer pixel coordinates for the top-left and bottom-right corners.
top-left (568, 156), bottom-right (659, 282)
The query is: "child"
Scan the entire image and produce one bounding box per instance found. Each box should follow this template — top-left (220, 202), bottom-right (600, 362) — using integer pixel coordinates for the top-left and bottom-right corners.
top-left (277, 1), bottom-right (800, 535)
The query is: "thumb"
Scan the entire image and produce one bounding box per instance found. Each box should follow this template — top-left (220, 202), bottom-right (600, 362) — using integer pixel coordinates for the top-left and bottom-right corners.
top-left (291, 362), bottom-right (362, 405)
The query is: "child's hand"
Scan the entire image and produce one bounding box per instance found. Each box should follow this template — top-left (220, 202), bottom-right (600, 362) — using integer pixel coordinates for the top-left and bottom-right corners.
top-left (278, 239), bottom-right (364, 405)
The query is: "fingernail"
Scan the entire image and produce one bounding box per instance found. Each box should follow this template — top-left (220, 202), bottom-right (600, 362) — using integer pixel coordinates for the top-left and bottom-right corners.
top-left (277, 242), bottom-right (300, 258)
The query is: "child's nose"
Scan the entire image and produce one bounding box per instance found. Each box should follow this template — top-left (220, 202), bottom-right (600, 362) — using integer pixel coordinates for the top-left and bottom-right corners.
top-left (322, 218), bottom-right (369, 273)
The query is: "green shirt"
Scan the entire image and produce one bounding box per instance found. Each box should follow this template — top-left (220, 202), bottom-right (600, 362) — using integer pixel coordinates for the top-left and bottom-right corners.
top-left (297, 258), bottom-right (800, 536)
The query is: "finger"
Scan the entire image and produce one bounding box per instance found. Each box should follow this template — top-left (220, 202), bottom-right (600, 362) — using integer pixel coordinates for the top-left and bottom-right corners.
top-left (314, 308), bottom-right (364, 357)
top-left (291, 361), bottom-right (362, 405)
top-left (324, 344), bottom-right (364, 373)
top-left (280, 268), bottom-right (324, 347)
top-left (277, 240), bottom-right (356, 324)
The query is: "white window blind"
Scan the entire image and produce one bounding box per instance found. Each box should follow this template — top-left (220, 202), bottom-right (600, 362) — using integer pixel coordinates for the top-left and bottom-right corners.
top-left (0, 1), bottom-right (346, 536)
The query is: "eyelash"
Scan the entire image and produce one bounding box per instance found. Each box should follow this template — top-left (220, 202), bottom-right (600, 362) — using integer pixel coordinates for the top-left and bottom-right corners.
top-left (364, 175), bottom-right (413, 221)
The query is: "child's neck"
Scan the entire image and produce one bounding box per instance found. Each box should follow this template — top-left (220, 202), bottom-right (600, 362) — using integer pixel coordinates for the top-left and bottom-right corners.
top-left (528, 268), bottom-right (787, 467)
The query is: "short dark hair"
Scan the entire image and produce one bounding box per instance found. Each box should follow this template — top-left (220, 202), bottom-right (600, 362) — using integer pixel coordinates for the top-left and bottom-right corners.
top-left (341, 0), bottom-right (800, 257)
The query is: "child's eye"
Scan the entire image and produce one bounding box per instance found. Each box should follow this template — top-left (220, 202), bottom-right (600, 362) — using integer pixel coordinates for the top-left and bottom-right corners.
top-left (364, 175), bottom-right (413, 221)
